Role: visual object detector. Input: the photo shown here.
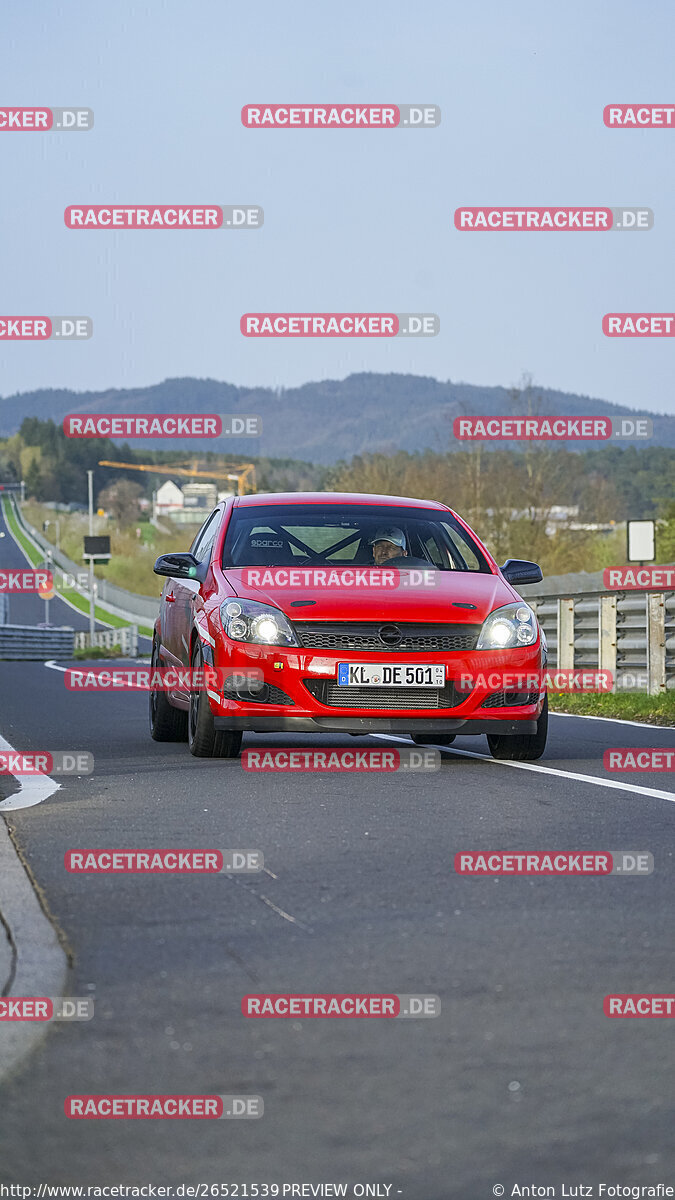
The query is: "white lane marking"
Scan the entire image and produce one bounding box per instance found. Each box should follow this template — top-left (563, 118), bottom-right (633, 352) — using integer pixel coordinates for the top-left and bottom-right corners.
top-left (30, 666), bottom-right (675, 805)
top-left (255, 892), bottom-right (308, 927)
top-left (45, 659), bottom-right (143, 676)
top-left (550, 710), bottom-right (674, 731)
top-left (0, 732), bottom-right (60, 811)
top-left (374, 735), bottom-right (675, 804)
top-left (228, 876), bottom-right (310, 929)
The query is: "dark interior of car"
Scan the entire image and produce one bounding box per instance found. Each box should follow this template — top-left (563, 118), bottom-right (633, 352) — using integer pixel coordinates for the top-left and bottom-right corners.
top-left (227, 520), bottom-right (478, 571)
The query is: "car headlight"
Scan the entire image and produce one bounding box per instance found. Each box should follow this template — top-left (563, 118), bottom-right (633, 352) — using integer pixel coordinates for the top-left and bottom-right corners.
top-left (220, 599), bottom-right (298, 647)
top-left (476, 602), bottom-right (538, 650)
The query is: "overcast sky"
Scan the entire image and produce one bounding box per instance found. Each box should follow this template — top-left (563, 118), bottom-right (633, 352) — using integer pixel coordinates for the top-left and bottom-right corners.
top-left (1, 0), bottom-right (674, 414)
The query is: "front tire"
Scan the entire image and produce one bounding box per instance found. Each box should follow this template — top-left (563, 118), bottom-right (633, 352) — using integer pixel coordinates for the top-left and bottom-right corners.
top-left (149, 637), bottom-right (188, 742)
top-left (487, 694), bottom-right (548, 761)
top-left (188, 640), bottom-right (242, 759)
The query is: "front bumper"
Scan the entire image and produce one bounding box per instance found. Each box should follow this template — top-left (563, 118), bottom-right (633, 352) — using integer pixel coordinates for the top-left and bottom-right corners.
top-left (214, 713), bottom-right (538, 735)
top-left (207, 637), bottom-right (545, 736)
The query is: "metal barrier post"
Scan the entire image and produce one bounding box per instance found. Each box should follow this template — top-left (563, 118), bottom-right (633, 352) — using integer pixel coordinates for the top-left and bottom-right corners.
top-left (556, 598), bottom-right (575, 669)
top-left (646, 593), bottom-right (667, 695)
top-left (599, 595), bottom-right (617, 693)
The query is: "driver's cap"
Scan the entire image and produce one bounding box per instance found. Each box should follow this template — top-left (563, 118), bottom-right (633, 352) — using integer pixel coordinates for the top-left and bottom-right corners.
top-left (368, 526), bottom-right (406, 549)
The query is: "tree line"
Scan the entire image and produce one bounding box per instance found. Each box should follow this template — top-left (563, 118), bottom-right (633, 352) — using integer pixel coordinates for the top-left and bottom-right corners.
top-left (1, 418), bottom-right (672, 571)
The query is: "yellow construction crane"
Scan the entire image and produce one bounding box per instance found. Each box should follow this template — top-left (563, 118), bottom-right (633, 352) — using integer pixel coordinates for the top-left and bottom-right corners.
top-left (98, 459), bottom-right (256, 495)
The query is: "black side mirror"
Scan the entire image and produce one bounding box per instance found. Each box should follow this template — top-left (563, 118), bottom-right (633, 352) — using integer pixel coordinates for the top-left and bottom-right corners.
top-left (153, 552), bottom-right (207, 582)
top-left (500, 558), bottom-right (543, 586)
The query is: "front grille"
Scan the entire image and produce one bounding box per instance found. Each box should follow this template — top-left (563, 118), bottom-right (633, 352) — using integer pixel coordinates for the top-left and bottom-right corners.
top-left (304, 679), bottom-right (467, 710)
top-left (222, 680), bottom-right (294, 706)
top-left (481, 690), bottom-right (539, 709)
top-left (294, 621), bottom-right (479, 653)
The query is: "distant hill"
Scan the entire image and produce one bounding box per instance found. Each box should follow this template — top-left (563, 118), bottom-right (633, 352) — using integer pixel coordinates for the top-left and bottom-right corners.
top-left (1, 373), bottom-right (673, 464)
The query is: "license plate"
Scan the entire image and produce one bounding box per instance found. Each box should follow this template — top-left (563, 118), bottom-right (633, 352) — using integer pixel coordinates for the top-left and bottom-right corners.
top-left (337, 662), bottom-right (445, 688)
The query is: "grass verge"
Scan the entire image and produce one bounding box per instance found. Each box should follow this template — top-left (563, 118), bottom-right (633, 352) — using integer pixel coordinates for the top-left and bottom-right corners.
top-left (72, 645), bottom-right (126, 660)
top-left (2, 495), bottom-right (42, 565)
top-left (550, 692), bottom-right (674, 726)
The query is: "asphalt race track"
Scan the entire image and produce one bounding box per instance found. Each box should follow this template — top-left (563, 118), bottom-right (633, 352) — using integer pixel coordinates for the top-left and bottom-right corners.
top-left (1, 511), bottom-right (674, 1194)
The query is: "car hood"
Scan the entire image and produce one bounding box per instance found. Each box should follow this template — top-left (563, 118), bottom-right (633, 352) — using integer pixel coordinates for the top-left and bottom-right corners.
top-left (223, 567), bottom-right (517, 625)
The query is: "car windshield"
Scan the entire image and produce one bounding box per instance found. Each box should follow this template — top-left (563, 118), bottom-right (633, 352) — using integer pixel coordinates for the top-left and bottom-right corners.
top-left (221, 504), bottom-right (491, 572)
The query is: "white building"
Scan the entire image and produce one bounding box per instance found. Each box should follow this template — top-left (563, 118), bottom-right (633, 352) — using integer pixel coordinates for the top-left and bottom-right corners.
top-left (153, 479), bottom-right (236, 524)
top-left (153, 480), bottom-right (184, 518)
top-left (182, 482), bottom-right (218, 511)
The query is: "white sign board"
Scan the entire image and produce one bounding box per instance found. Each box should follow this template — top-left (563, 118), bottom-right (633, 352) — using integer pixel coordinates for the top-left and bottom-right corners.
top-left (627, 519), bottom-right (655, 563)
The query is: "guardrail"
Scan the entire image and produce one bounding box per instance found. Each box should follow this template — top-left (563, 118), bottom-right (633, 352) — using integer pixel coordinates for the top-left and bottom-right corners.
top-left (0, 624), bottom-right (75, 660)
top-left (529, 592), bottom-right (674, 694)
top-left (73, 626), bottom-right (139, 656)
top-left (4, 494), bottom-right (673, 689)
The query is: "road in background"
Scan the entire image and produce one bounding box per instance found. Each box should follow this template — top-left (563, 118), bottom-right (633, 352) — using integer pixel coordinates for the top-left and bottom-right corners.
top-left (0, 653), bottom-right (673, 1193)
top-left (0, 501), bottom-right (111, 633)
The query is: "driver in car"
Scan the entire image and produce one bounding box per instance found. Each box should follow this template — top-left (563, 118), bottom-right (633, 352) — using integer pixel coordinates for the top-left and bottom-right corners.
top-left (368, 527), bottom-right (433, 569)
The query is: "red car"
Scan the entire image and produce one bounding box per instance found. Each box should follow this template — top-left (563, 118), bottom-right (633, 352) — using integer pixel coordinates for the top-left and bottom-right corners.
top-left (150, 492), bottom-right (548, 760)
